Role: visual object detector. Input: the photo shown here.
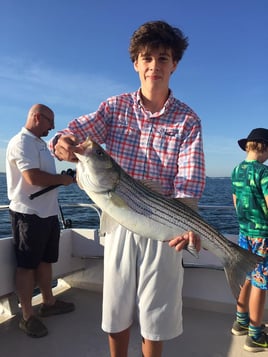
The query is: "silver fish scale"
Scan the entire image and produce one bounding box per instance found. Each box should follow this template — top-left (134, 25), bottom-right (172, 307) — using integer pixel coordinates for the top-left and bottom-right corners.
top-left (77, 139), bottom-right (264, 299)
top-left (115, 169), bottom-right (236, 256)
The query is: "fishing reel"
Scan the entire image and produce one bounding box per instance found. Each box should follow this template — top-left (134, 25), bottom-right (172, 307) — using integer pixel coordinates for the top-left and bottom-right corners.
top-left (59, 168), bottom-right (76, 229)
top-left (61, 168), bottom-right (76, 178)
top-left (29, 168), bottom-right (76, 200)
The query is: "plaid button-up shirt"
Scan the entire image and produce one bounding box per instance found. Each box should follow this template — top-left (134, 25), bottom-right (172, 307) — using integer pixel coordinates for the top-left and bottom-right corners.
top-left (53, 90), bottom-right (205, 198)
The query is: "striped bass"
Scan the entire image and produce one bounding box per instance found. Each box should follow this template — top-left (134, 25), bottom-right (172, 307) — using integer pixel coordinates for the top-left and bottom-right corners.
top-left (75, 138), bottom-right (263, 299)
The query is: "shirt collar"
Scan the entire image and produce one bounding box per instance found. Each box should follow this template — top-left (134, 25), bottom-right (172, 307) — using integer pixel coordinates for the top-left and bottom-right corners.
top-left (21, 127), bottom-right (35, 138)
top-left (136, 88), bottom-right (175, 112)
top-left (21, 127), bottom-right (46, 144)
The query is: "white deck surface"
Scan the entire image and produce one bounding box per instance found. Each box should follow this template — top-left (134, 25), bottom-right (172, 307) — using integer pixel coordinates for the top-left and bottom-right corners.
top-left (1, 284), bottom-right (268, 357)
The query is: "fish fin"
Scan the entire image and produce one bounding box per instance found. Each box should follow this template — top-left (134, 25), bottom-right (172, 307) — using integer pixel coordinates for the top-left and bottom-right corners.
top-left (139, 179), bottom-right (163, 194)
top-left (99, 212), bottom-right (119, 235)
top-left (184, 244), bottom-right (199, 258)
top-left (108, 191), bottom-right (129, 208)
top-left (223, 245), bottom-right (264, 299)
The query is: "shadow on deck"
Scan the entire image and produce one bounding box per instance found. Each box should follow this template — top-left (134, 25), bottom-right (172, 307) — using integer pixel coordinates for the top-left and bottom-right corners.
top-left (1, 284), bottom-right (266, 357)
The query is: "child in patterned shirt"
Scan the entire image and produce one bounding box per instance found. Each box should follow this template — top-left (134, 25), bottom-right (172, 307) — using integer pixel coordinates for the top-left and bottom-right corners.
top-left (231, 127), bottom-right (268, 352)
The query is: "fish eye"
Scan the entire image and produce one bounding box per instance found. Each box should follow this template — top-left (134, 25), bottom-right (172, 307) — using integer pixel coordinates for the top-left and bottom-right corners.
top-left (96, 149), bottom-right (104, 157)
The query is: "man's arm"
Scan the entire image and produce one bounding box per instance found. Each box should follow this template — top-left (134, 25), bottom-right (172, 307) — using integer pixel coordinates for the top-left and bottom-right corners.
top-left (22, 168), bottom-right (74, 187)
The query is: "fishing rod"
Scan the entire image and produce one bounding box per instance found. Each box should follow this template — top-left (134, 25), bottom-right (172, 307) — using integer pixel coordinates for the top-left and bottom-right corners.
top-left (28, 168), bottom-right (76, 200)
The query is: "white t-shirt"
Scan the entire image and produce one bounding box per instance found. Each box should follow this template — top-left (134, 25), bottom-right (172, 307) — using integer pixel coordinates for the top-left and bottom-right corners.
top-left (6, 127), bottom-right (59, 217)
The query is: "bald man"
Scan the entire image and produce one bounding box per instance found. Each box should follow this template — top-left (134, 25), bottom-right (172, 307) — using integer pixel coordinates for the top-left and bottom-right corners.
top-left (6, 104), bottom-right (75, 338)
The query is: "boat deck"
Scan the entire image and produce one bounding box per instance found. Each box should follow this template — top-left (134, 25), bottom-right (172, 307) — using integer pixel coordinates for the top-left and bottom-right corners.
top-left (1, 282), bottom-right (267, 357)
top-left (1, 227), bottom-right (267, 356)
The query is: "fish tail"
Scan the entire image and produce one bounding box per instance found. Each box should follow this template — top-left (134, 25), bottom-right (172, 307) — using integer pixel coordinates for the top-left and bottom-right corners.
top-left (223, 245), bottom-right (264, 300)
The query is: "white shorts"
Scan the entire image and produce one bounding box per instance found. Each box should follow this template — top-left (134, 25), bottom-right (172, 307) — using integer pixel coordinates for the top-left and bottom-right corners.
top-left (101, 225), bottom-right (184, 341)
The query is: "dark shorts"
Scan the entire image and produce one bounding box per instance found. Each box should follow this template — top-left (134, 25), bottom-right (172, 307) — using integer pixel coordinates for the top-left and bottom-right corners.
top-left (9, 210), bottom-right (60, 269)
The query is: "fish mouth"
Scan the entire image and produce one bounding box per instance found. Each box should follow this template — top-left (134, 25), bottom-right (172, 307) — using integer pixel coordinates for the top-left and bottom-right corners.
top-left (74, 143), bottom-right (93, 163)
top-left (74, 152), bottom-right (84, 162)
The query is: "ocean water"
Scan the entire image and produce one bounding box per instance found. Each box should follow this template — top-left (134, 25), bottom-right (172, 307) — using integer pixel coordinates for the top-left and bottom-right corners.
top-left (0, 172), bottom-right (238, 238)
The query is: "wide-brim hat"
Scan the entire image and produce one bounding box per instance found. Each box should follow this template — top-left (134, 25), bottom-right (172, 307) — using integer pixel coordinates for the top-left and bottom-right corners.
top-left (238, 128), bottom-right (268, 151)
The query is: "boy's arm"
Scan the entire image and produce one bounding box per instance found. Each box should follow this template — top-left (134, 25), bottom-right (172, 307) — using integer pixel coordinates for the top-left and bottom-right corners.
top-left (232, 194), bottom-right (237, 208)
top-left (265, 195), bottom-right (268, 209)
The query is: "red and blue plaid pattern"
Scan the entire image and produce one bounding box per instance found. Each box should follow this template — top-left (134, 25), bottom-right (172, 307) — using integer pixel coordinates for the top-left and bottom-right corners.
top-left (52, 90), bottom-right (205, 198)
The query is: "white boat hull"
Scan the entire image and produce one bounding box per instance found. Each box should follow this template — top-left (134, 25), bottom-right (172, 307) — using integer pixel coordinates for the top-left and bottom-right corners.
top-left (1, 229), bottom-right (266, 314)
top-left (1, 227), bottom-right (268, 357)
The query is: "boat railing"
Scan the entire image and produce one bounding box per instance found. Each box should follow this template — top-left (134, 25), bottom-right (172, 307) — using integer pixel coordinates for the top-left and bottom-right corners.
top-left (58, 203), bottom-right (236, 231)
top-left (0, 203), bottom-right (102, 214)
top-left (60, 203), bottom-right (102, 219)
top-left (0, 205), bottom-right (9, 210)
top-left (58, 203), bottom-right (102, 229)
top-left (0, 203), bottom-right (102, 231)
top-left (0, 204), bottom-right (235, 211)
top-left (198, 205), bottom-right (235, 210)
top-left (0, 203), bottom-right (236, 233)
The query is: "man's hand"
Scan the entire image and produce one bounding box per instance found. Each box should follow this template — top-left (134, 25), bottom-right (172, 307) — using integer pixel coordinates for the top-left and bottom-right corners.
top-left (54, 134), bottom-right (83, 162)
top-left (60, 172), bottom-right (75, 186)
top-left (168, 231), bottom-right (201, 252)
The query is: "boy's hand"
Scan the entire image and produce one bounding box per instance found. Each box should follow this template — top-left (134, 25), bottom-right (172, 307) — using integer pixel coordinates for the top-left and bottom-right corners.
top-left (168, 231), bottom-right (201, 252)
top-left (55, 135), bottom-right (82, 162)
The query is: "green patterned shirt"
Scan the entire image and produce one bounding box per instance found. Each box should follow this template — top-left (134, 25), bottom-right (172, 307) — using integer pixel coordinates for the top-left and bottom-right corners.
top-left (232, 160), bottom-right (268, 237)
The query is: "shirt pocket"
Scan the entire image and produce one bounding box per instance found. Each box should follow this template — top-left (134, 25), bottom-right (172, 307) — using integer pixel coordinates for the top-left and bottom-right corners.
top-left (156, 127), bottom-right (182, 153)
top-left (113, 118), bottom-right (141, 141)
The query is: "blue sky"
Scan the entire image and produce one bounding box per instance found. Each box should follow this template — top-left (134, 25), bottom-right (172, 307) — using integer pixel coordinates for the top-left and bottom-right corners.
top-left (0, 0), bottom-right (267, 176)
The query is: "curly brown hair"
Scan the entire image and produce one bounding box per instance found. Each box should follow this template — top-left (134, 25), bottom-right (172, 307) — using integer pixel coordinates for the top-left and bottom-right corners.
top-left (128, 20), bottom-right (189, 63)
